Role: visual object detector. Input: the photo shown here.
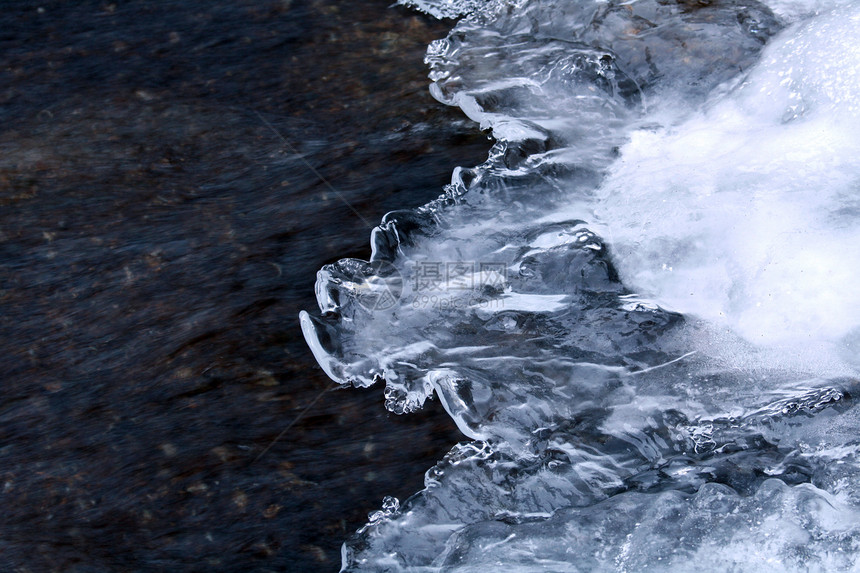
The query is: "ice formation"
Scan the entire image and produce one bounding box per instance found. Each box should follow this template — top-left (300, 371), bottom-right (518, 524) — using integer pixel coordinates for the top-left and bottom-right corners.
top-left (300, 0), bottom-right (860, 570)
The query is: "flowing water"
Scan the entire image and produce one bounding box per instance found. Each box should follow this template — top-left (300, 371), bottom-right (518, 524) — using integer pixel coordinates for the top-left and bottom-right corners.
top-left (0, 2), bottom-right (490, 570)
top-left (300, 0), bottom-right (860, 570)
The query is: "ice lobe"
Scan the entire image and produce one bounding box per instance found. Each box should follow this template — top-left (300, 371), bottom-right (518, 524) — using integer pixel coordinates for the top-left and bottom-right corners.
top-left (596, 5), bottom-right (860, 345)
top-left (343, 382), bottom-right (860, 571)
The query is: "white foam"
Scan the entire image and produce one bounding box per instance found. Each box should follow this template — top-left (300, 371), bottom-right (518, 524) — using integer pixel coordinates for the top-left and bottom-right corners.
top-left (597, 5), bottom-right (860, 346)
top-left (762, 0), bottom-right (856, 21)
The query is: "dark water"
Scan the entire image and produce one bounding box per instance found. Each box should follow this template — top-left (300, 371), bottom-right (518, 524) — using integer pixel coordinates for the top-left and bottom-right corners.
top-left (0, 1), bottom-right (489, 570)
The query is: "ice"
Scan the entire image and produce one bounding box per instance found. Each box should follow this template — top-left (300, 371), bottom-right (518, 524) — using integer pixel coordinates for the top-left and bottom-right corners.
top-left (397, 0), bottom-right (512, 20)
top-left (432, 481), bottom-right (860, 572)
top-left (298, 0), bottom-right (860, 570)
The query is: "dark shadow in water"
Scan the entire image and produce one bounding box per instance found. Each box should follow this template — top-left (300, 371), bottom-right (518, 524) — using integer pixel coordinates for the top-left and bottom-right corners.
top-left (0, 1), bottom-right (488, 570)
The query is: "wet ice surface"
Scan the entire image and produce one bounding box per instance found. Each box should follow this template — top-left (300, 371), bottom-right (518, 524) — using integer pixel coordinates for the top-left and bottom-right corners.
top-left (301, 0), bottom-right (860, 570)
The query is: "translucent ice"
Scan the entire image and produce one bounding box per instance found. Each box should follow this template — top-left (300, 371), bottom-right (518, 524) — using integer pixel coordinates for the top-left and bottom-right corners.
top-left (299, 1), bottom-right (860, 571)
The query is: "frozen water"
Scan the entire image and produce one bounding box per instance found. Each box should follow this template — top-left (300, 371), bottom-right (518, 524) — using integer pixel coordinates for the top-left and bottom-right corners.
top-left (299, 0), bottom-right (860, 570)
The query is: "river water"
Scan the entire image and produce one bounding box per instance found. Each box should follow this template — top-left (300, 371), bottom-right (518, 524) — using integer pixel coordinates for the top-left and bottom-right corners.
top-left (0, 1), bottom-right (491, 571)
top-left (300, 0), bottom-right (860, 571)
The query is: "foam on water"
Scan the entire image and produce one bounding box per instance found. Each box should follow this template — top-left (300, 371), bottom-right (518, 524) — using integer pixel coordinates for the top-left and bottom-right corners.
top-left (299, 0), bottom-right (860, 570)
top-left (593, 5), bottom-right (860, 346)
